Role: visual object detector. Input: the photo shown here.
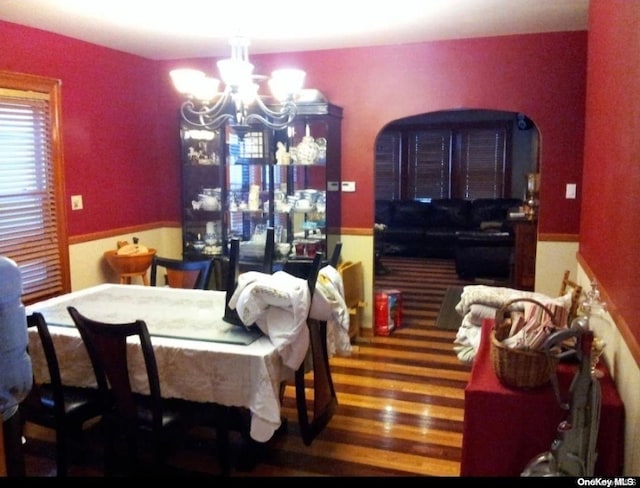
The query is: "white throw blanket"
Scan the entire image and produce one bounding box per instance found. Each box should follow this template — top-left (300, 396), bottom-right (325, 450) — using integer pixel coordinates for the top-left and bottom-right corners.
top-left (229, 270), bottom-right (311, 370)
top-left (229, 266), bottom-right (352, 370)
top-left (453, 285), bottom-right (574, 364)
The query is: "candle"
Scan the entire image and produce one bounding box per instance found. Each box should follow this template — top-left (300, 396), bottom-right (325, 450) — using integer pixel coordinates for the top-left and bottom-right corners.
top-left (206, 221), bottom-right (214, 235)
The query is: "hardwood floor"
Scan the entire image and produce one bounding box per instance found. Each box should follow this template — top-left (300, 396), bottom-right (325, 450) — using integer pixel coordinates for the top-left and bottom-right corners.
top-left (20, 257), bottom-right (475, 477)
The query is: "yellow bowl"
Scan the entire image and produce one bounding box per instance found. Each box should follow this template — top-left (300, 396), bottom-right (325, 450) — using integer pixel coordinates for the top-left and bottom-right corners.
top-left (103, 248), bottom-right (156, 275)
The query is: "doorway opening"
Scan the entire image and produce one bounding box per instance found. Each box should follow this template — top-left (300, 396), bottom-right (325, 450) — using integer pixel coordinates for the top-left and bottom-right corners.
top-left (373, 108), bottom-right (540, 286)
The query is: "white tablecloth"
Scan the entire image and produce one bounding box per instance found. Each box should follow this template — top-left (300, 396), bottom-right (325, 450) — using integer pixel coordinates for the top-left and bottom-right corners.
top-left (25, 284), bottom-right (292, 442)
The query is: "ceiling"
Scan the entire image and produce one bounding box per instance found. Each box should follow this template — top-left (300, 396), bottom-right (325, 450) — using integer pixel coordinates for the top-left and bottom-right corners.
top-left (0, 0), bottom-right (589, 60)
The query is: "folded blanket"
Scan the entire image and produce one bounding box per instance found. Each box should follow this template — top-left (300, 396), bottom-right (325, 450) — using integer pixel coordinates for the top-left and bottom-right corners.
top-left (455, 285), bottom-right (573, 317)
top-left (452, 285), bottom-right (574, 364)
top-left (229, 270), bottom-right (310, 370)
top-left (467, 304), bottom-right (498, 326)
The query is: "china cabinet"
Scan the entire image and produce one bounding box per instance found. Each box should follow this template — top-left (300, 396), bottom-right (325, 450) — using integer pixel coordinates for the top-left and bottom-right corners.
top-left (180, 98), bottom-right (343, 266)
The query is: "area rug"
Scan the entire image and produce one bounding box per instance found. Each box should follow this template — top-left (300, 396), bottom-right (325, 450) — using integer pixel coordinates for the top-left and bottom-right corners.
top-left (435, 286), bottom-right (464, 330)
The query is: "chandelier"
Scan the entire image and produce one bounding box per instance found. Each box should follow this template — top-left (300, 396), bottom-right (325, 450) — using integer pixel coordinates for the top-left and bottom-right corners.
top-left (170, 37), bottom-right (306, 132)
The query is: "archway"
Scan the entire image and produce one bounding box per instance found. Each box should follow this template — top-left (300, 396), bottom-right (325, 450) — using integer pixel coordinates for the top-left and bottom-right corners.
top-left (373, 108), bottom-right (540, 286)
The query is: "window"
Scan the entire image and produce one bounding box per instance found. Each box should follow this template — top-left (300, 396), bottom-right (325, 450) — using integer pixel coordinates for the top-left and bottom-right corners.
top-left (375, 121), bottom-right (511, 201)
top-left (0, 71), bottom-right (69, 304)
top-left (375, 130), bottom-right (401, 200)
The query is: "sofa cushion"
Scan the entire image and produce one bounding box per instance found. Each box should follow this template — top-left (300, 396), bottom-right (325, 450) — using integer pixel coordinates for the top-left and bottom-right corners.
top-left (391, 200), bottom-right (432, 227)
top-left (429, 199), bottom-right (471, 228)
top-left (375, 200), bottom-right (393, 227)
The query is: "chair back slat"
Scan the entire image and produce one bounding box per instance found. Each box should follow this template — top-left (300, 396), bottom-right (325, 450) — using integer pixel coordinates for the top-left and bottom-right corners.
top-left (150, 256), bottom-right (213, 289)
top-left (26, 313), bottom-right (64, 416)
top-left (223, 238), bottom-right (243, 325)
top-left (262, 227), bottom-right (275, 274)
top-left (329, 242), bottom-right (342, 268)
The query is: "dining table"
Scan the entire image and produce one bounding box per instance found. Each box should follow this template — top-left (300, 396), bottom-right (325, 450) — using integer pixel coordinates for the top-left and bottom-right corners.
top-left (25, 283), bottom-right (293, 443)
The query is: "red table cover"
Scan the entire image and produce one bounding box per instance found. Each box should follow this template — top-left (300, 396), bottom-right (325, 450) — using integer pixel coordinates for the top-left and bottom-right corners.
top-left (460, 318), bottom-right (625, 476)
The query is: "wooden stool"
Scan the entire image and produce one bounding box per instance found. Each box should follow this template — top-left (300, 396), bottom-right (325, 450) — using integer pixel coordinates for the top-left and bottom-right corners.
top-left (103, 249), bottom-right (156, 286)
top-left (118, 271), bottom-right (149, 286)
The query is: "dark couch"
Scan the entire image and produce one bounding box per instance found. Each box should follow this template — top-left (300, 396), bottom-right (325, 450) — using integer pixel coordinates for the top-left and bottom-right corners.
top-left (375, 198), bottom-right (523, 278)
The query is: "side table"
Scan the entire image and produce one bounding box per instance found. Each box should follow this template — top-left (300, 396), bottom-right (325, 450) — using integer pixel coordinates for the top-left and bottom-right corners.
top-left (460, 318), bottom-right (625, 476)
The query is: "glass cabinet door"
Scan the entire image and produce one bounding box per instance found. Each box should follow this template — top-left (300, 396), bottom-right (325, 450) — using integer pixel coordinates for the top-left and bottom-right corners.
top-left (180, 124), bottom-right (225, 258)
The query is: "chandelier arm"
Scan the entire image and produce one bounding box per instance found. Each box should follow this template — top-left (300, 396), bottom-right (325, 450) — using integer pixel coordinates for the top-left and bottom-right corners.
top-left (177, 90), bottom-right (299, 130)
top-left (244, 112), bottom-right (296, 131)
top-left (252, 96), bottom-right (297, 120)
top-left (183, 92), bottom-right (229, 117)
top-left (179, 95), bottom-right (239, 129)
top-left (179, 106), bottom-right (236, 129)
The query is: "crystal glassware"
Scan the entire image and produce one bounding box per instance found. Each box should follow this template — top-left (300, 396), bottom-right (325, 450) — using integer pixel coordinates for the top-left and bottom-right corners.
top-left (590, 335), bottom-right (606, 379)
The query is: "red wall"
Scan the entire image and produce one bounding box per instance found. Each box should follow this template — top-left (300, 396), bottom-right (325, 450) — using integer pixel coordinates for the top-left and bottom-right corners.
top-left (1, 21), bottom-right (182, 236)
top-left (581, 1), bottom-right (640, 346)
top-left (160, 32), bottom-right (587, 235)
top-left (2, 21), bottom-right (586, 238)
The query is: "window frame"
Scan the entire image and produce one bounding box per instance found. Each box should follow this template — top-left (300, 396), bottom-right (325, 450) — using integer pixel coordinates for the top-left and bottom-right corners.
top-left (0, 70), bottom-right (70, 304)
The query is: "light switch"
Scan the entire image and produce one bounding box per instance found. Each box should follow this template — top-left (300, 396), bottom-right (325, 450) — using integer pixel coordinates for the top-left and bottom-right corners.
top-left (341, 181), bottom-right (356, 192)
top-left (71, 194), bottom-right (83, 210)
top-left (565, 183), bottom-right (576, 199)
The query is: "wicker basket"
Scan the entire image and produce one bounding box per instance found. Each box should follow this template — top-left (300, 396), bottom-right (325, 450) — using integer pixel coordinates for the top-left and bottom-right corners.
top-left (490, 298), bottom-right (560, 389)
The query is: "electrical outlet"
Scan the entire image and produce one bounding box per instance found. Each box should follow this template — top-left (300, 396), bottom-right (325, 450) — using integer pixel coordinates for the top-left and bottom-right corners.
top-left (71, 194), bottom-right (83, 210)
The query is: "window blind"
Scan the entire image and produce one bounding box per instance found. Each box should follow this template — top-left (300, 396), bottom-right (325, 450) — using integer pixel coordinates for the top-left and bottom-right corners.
top-left (0, 87), bottom-right (65, 302)
top-left (457, 128), bottom-right (507, 199)
top-left (375, 123), bottom-right (510, 201)
top-left (374, 130), bottom-right (401, 200)
top-left (408, 130), bottom-right (452, 200)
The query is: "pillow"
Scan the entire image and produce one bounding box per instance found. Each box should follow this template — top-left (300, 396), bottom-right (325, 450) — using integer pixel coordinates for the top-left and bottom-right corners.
top-left (480, 220), bottom-right (503, 231)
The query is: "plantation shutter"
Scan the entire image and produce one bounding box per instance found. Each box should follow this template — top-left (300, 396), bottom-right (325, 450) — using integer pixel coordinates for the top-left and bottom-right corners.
top-left (374, 130), bottom-right (401, 200)
top-left (408, 130), bottom-right (451, 200)
top-left (0, 85), bottom-right (66, 302)
top-left (456, 128), bottom-right (507, 199)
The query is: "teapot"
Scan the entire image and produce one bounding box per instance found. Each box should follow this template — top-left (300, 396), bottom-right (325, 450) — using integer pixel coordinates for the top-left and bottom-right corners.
top-left (291, 135), bottom-right (320, 165)
top-left (198, 188), bottom-right (220, 211)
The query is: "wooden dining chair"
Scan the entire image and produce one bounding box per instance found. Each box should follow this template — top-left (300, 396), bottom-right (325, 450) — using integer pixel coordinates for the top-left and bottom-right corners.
top-left (294, 252), bottom-right (339, 446)
top-left (282, 241), bottom-right (342, 281)
top-left (559, 270), bottom-right (583, 323)
top-left (21, 312), bottom-right (104, 477)
top-left (329, 241), bottom-right (343, 268)
top-left (67, 306), bottom-right (183, 476)
top-left (150, 255), bottom-right (213, 290)
top-left (222, 238), bottom-right (243, 326)
top-left (261, 226), bottom-right (276, 274)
